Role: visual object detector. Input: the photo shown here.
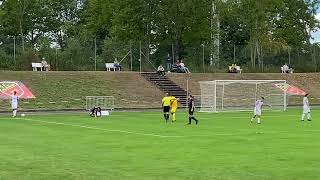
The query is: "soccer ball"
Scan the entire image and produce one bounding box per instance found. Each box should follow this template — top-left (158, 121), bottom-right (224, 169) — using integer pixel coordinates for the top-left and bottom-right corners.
top-left (21, 113), bottom-right (25, 117)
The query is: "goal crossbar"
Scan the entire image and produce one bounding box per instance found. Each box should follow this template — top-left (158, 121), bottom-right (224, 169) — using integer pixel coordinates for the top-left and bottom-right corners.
top-left (200, 80), bottom-right (286, 85)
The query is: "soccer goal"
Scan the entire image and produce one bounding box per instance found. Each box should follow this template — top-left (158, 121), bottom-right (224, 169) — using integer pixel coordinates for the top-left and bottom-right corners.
top-left (86, 96), bottom-right (115, 111)
top-left (199, 80), bottom-right (287, 112)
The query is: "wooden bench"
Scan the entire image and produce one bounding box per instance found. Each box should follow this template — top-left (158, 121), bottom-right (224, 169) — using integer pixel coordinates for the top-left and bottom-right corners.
top-left (105, 63), bottom-right (119, 71)
top-left (31, 63), bottom-right (43, 71)
top-left (228, 66), bottom-right (242, 74)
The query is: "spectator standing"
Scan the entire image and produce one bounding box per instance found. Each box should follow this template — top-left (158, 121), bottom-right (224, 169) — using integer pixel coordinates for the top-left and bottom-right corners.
top-left (166, 54), bottom-right (172, 72)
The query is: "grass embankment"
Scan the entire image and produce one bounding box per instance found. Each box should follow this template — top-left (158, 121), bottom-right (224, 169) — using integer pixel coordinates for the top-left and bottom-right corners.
top-left (0, 71), bottom-right (162, 111)
top-left (1, 71), bottom-right (320, 111)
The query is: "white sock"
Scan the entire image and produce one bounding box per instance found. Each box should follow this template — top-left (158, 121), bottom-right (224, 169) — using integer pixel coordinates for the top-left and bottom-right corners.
top-left (301, 113), bottom-right (305, 121)
top-left (257, 118), bottom-right (261, 124)
top-left (13, 110), bottom-right (17, 117)
top-left (307, 113), bottom-right (311, 120)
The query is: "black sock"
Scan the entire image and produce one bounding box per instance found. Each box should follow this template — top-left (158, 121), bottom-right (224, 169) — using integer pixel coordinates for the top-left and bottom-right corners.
top-left (166, 114), bottom-right (169, 120)
top-left (189, 117), bottom-right (191, 124)
top-left (192, 117), bottom-right (198, 124)
top-left (164, 114), bottom-right (167, 120)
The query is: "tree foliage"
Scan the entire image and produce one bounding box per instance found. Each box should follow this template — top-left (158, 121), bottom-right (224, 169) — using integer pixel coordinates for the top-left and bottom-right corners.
top-left (0, 0), bottom-right (319, 72)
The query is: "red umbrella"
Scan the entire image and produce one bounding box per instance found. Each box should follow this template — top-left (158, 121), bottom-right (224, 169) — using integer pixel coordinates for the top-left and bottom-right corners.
top-left (0, 81), bottom-right (35, 99)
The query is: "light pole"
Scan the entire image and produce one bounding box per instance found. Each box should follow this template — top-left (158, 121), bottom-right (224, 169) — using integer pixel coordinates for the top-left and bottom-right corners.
top-left (288, 46), bottom-right (291, 65)
top-left (139, 41), bottom-right (142, 73)
top-left (172, 42), bottom-right (175, 65)
top-left (54, 44), bottom-right (60, 71)
top-left (55, 48), bottom-right (58, 71)
top-left (94, 37), bottom-right (97, 71)
top-left (13, 36), bottom-right (16, 64)
top-left (233, 43), bottom-right (236, 64)
top-left (201, 43), bottom-right (205, 73)
top-left (130, 41), bottom-right (133, 71)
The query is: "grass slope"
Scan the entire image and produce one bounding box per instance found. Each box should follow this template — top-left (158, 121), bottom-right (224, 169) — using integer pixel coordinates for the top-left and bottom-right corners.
top-left (1, 71), bottom-right (320, 111)
top-left (0, 109), bottom-right (319, 179)
top-left (0, 71), bottom-right (162, 111)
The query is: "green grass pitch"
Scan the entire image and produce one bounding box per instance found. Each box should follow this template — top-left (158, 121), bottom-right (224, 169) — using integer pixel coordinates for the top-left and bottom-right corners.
top-left (0, 108), bottom-right (319, 180)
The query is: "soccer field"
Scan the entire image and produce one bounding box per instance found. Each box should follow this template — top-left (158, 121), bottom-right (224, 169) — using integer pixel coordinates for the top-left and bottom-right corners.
top-left (0, 109), bottom-right (319, 180)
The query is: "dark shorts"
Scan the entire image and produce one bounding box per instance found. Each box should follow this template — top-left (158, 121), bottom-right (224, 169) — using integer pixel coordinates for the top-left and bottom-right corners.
top-left (163, 106), bottom-right (170, 113)
top-left (189, 109), bottom-right (194, 115)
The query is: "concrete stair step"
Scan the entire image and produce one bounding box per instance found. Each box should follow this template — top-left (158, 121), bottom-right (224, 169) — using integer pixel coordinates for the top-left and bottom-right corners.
top-left (141, 73), bottom-right (192, 104)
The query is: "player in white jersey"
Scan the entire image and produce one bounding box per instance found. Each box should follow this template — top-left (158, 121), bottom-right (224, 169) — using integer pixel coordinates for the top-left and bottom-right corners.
top-left (251, 97), bottom-right (264, 124)
top-left (301, 94), bottom-right (311, 122)
top-left (11, 91), bottom-right (18, 117)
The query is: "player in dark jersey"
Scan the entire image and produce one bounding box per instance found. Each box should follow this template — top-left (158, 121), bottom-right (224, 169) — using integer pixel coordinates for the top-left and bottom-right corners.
top-left (188, 95), bottom-right (198, 125)
top-left (90, 107), bottom-right (102, 117)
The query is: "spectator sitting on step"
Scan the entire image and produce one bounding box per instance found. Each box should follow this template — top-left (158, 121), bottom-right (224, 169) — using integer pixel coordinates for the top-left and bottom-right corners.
top-left (172, 60), bottom-right (182, 73)
top-left (179, 60), bottom-right (191, 73)
top-left (229, 64), bottom-right (237, 73)
top-left (157, 64), bottom-right (165, 76)
top-left (114, 58), bottom-right (121, 71)
top-left (175, 60), bottom-right (181, 68)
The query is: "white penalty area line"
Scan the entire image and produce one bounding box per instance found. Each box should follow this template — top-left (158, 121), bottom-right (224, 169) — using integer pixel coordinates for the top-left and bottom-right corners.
top-left (15, 118), bottom-right (184, 138)
top-left (15, 118), bottom-right (267, 137)
top-left (11, 118), bottom-right (258, 138)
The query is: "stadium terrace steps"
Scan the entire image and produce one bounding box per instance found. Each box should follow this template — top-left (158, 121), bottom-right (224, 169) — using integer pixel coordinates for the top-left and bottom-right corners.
top-left (141, 73), bottom-right (189, 107)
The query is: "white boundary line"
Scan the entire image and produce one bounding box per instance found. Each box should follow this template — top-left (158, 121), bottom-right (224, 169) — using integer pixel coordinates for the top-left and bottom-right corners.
top-left (14, 118), bottom-right (184, 138)
top-left (1, 116), bottom-right (319, 138)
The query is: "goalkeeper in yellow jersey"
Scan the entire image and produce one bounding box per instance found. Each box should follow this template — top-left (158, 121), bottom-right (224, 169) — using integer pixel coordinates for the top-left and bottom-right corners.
top-left (170, 96), bottom-right (179, 122)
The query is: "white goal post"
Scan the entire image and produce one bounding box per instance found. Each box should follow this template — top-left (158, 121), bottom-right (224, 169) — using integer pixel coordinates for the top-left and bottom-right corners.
top-left (199, 80), bottom-right (287, 112)
top-left (86, 96), bottom-right (115, 111)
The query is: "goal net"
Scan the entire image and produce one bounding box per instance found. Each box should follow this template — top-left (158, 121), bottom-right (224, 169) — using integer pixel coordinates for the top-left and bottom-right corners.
top-left (86, 96), bottom-right (115, 111)
top-left (199, 80), bottom-right (287, 112)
